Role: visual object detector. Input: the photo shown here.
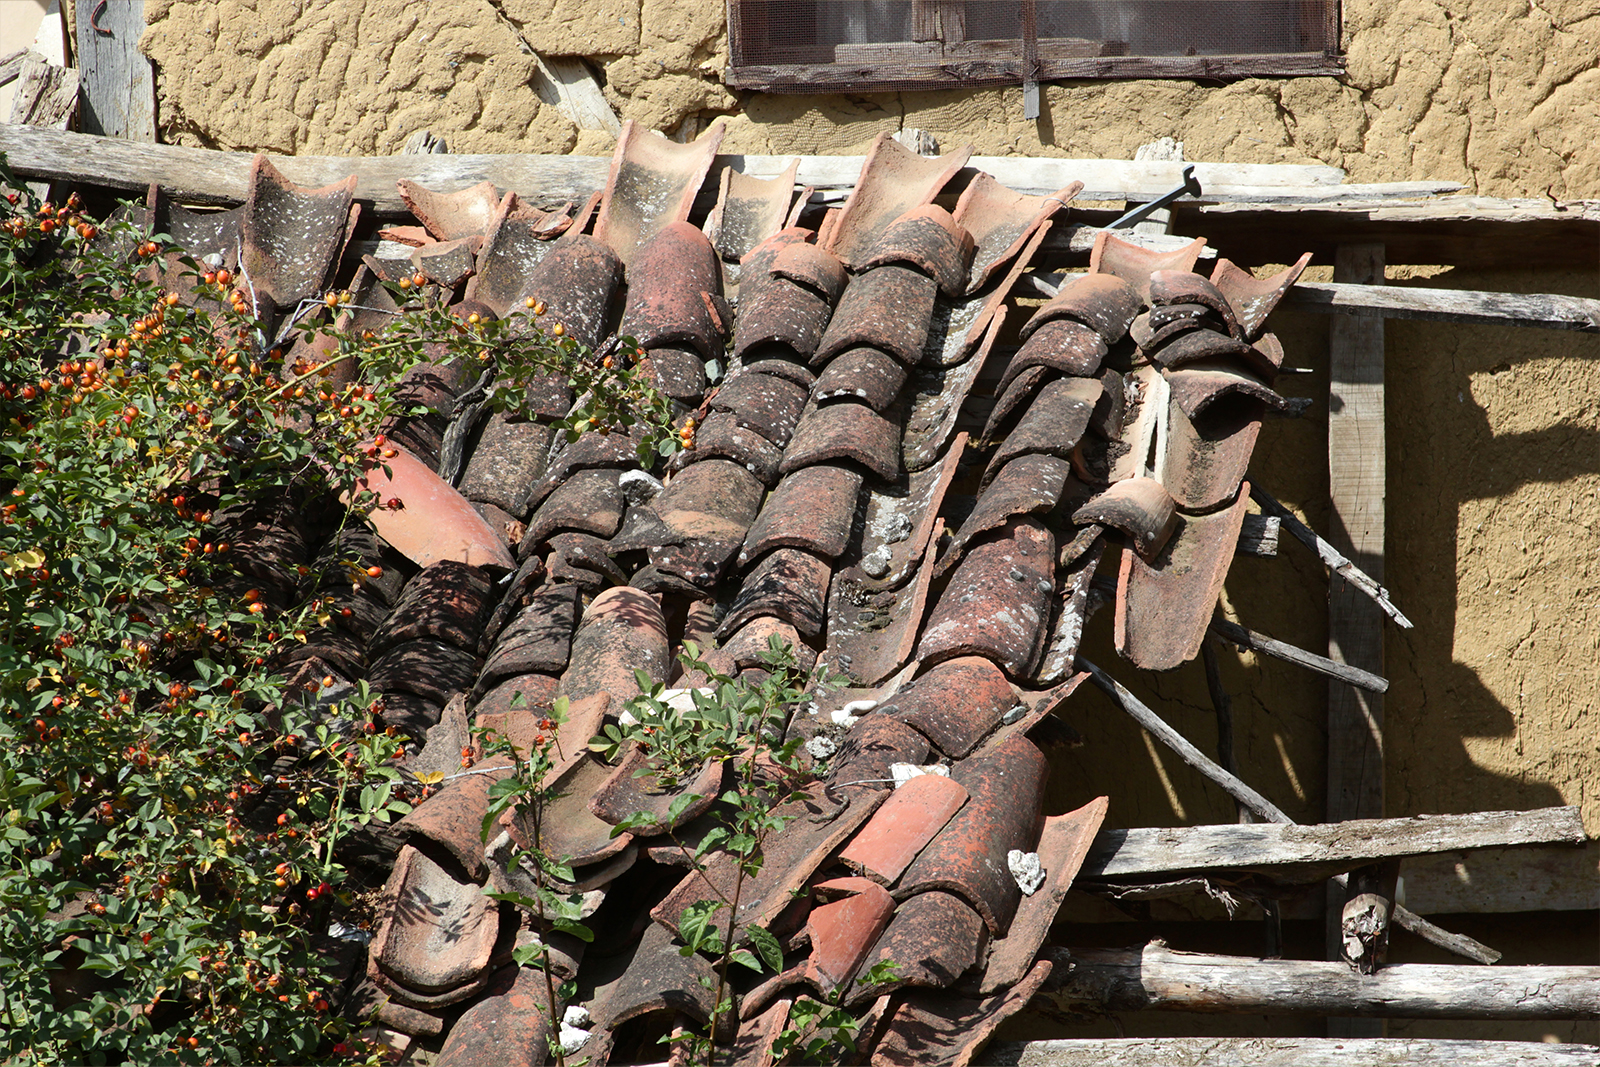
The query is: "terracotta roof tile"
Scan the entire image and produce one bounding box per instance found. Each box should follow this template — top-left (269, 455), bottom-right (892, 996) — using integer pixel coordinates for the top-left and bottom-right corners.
top-left (370, 638), bottom-right (480, 707)
top-left (1161, 360), bottom-right (1290, 421)
top-left (901, 317), bottom-right (1001, 473)
top-left (823, 518), bottom-right (941, 687)
top-left (884, 656), bottom-right (1018, 759)
top-left (870, 958), bottom-right (1054, 1067)
top-left (395, 758), bottom-right (505, 883)
top-left (589, 745), bottom-right (725, 835)
top-left (983, 376), bottom-right (1102, 485)
top-left (999, 319), bottom-right (1108, 392)
top-left (653, 457), bottom-right (766, 541)
top-left (772, 238), bottom-right (849, 303)
top-left (594, 119), bottom-right (725, 268)
top-left (455, 412), bottom-right (555, 519)
top-left (982, 363), bottom-right (1053, 441)
top-left (1115, 481), bottom-right (1252, 671)
top-left (849, 889), bottom-right (986, 1004)
top-left (369, 559), bottom-right (495, 656)
top-left (1036, 541), bottom-right (1104, 685)
top-left (1210, 252), bottom-right (1313, 340)
top-left (618, 221), bottom-right (726, 358)
top-left (781, 400), bottom-right (902, 482)
top-left (548, 531), bottom-right (629, 590)
top-left (355, 446), bottom-right (516, 571)
top-left (860, 204), bottom-right (975, 297)
top-left (508, 234), bottom-right (624, 350)
top-left (826, 713), bottom-right (933, 789)
top-left (1149, 268), bottom-right (1245, 340)
top-left (718, 547), bottom-right (832, 642)
top-left (411, 236), bottom-right (479, 288)
top-left (740, 464), bottom-right (864, 564)
top-left (853, 439), bottom-right (964, 587)
top-left (940, 454), bottom-right (1073, 574)
top-left (718, 615), bottom-right (815, 673)
top-left (814, 265), bottom-right (938, 368)
top-left (465, 200), bottom-right (564, 316)
top-left (377, 691), bottom-right (445, 742)
top-left (952, 172), bottom-right (1081, 296)
top-left (1073, 476), bottom-right (1178, 559)
top-left (1023, 272), bottom-right (1143, 345)
top-left (641, 344), bottom-right (708, 404)
top-left (812, 346), bottom-right (909, 411)
top-left (802, 878), bottom-right (898, 993)
top-left (837, 772), bottom-right (970, 885)
top-left (1160, 389), bottom-right (1264, 511)
top-left (240, 155), bottom-right (357, 320)
top-left (590, 919), bottom-right (720, 1033)
top-left (706, 159), bottom-right (802, 266)
top-left (560, 586), bottom-right (668, 703)
top-left (823, 133), bottom-right (972, 272)
top-left (522, 468), bottom-right (626, 549)
top-left (370, 844), bottom-right (500, 1001)
top-left (397, 179), bottom-right (502, 242)
top-left (917, 518), bottom-right (1055, 679)
top-left (1088, 230), bottom-right (1206, 302)
top-left (434, 964), bottom-right (555, 1067)
top-left (737, 354), bottom-right (817, 390)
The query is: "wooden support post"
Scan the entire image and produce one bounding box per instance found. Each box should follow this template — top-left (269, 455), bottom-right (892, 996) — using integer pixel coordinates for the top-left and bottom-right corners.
top-left (1327, 242), bottom-right (1386, 1036)
top-left (73, 0), bottom-right (155, 142)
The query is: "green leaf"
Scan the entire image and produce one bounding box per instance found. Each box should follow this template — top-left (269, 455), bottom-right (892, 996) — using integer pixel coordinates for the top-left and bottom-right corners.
top-left (551, 916), bottom-right (594, 942)
top-left (747, 923), bottom-right (783, 974)
top-left (677, 899), bottom-right (723, 954)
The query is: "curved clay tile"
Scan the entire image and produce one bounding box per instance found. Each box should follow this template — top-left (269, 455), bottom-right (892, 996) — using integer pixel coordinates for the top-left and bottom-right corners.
top-left (838, 772), bottom-right (970, 886)
top-left (916, 519), bottom-right (1055, 679)
top-left (589, 745), bottom-right (725, 834)
top-left (813, 264), bottom-right (939, 368)
top-left (368, 559), bottom-right (495, 656)
top-left (1072, 476), bottom-right (1178, 560)
top-left (738, 354), bottom-right (817, 390)
top-left (939, 454), bottom-right (1074, 577)
top-left (824, 133), bottom-right (973, 271)
top-left (524, 422), bottom-right (651, 513)
top-left (732, 274), bottom-right (836, 362)
top-left (1131, 303), bottom-right (1215, 351)
top-left (953, 172), bottom-right (1082, 296)
top-left (873, 958), bottom-right (1055, 1067)
top-left (854, 438), bottom-right (964, 588)
top-left (717, 615), bottom-right (815, 672)
top-left (370, 844), bottom-right (499, 1002)
top-left (1088, 229), bottom-right (1207, 303)
top-left (717, 546), bottom-right (831, 642)
top-left (710, 369), bottom-right (810, 447)
top-left (594, 119), bottom-right (726, 268)
top-left (1022, 272), bottom-right (1143, 346)
top-left (369, 638), bottom-right (479, 707)
top-left (826, 714), bottom-right (933, 791)
top-left (982, 376), bottom-right (1103, 487)
top-left (982, 364), bottom-right (1054, 441)
top-left (500, 752), bottom-right (637, 868)
top-left (813, 345), bottom-right (909, 411)
top-left (884, 656), bottom-right (1018, 759)
top-left (523, 468), bottom-right (626, 547)
top-left (1035, 539), bottom-right (1103, 685)
top-left (998, 319), bottom-right (1108, 395)
top-left (740, 463), bottom-right (864, 564)
top-left (640, 344), bottom-right (708, 405)
top-left (668, 411), bottom-right (785, 485)
top-left (704, 159), bottom-right (801, 266)
top-left (435, 965), bottom-right (555, 1067)
top-left (848, 889), bottom-right (987, 1004)
top-left (1161, 360), bottom-right (1291, 421)
top-left (1115, 481), bottom-right (1252, 671)
top-left (398, 179), bottom-right (502, 243)
top-left (781, 400), bottom-right (903, 482)
top-left (240, 154), bottom-right (358, 317)
top-left (1160, 389), bottom-right (1265, 512)
top-left (772, 238), bottom-right (850, 303)
top-left (618, 221), bottom-right (726, 358)
top-left (394, 758), bottom-right (505, 883)
top-left (590, 921), bottom-right (719, 1033)
top-left (475, 582), bottom-right (581, 694)
top-left (898, 734), bottom-right (1049, 935)
top-left (823, 517), bottom-right (942, 687)
top-left (507, 234), bottom-right (624, 351)
top-left (455, 413), bottom-right (556, 520)
top-left (465, 193), bottom-right (568, 315)
top-left (548, 530), bottom-right (629, 590)
top-left (354, 447), bottom-right (515, 569)
top-left (902, 314), bottom-right (1004, 473)
top-left (803, 878), bottom-right (898, 992)
top-left (650, 457), bottom-right (765, 548)
top-left (561, 586), bottom-right (669, 702)
top-left (1149, 269), bottom-right (1244, 340)
top-left (1210, 252), bottom-right (1313, 340)
top-left (860, 204), bottom-right (977, 297)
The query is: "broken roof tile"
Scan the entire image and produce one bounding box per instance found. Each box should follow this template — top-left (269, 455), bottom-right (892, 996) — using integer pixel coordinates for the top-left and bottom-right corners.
top-left (1160, 390), bottom-right (1264, 511)
top-left (885, 656), bottom-right (1017, 759)
top-left (353, 446), bottom-right (515, 571)
top-left (594, 119), bottom-right (726, 268)
top-left (871, 958), bottom-right (1054, 1067)
top-left (781, 400), bottom-right (902, 483)
top-left (902, 318), bottom-right (1002, 473)
top-left (502, 752), bottom-right (636, 868)
top-left (982, 364), bottom-right (1053, 441)
top-left (1116, 481), bottom-right (1252, 671)
top-left (1023, 272), bottom-right (1143, 345)
top-left (710, 370), bottom-right (810, 448)
top-left (398, 179), bottom-right (502, 242)
top-left (983, 377), bottom-right (1102, 486)
top-left (849, 890), bottom-right (986, 1005)
top-left (1210, 252), bottom-right (1313, 340)
top-left (838, 771), bottom-right (970, 886)
top-left (465, 198), bottom-right (562, 316)
top-left (705, 159), bottom-right (801, 266)
top-left (1162, 360), bottom-right (1290, 421)
top-left (824, 518), bottom-right (942, 687)
top-left (508, 235), bottom-right (624, 351)
top-left (805, 879), bottom-right (897, 992)
top-left (241, 155), bottom-right (357, 318)
top-left (548, 531), bottom-right (629, 590)
top-left (370, 844), bottom-right (499, 1000)
top-left (522, 468), bottom-right (625, 551)
top-left (1149, 269), bottom-right (1244, 339)
top-left (940, 454), bottom-right (1073, 575)
top-left (824, 133), bottom-right (973, 271)
top-left (618, 221), bottom-right (726, 358)
top-left (813, 265), bottom-right (938, 368)
top-left (411, 236), bottom-right (479, 288)
top-left (395, 759), bottom-right (503, 883)
top-left (590, 744), bottom-right (725, 835)
top-left (953, 173), bottom-right (1081, 296)
top-left (899, 734), bottom-right (1048, 935)
top-left (561, 586), bottom-right (669, 703)
top-left (999, 319), bottom-right (1108, 394)
top-left (1147, 326), bottom-right (1280, 381)
top-left (740, 464), bottom-right (864, 565)
top-left (861, 204), bottom-right (976, 297)
top-left (917, 519), bottom-right (1055, 680)
top-left (981, 796), bottom-right (1108, 994)
top-left (1035, 541), bottom-right (1103, 685)
top-left (1088, 230), bottom-right (1207, 302)
top-left (854, 438), bottom-right (964, 588)
top-left (592, 919), bottom-right (720, 1033)
top-left (1073, 476), bottom-right (1178, 560)
top-left (813, 346), bottom-right (909, 412)
top-left (772, 238), bottom-right (849, 303)
top-left (434, 964), bottom-right (555, 1067)
top-left (718, 547), bottom-right (831, 642)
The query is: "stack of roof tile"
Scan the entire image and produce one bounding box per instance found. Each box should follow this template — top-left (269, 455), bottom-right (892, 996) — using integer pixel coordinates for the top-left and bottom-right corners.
top-left (146, 122), bottom-right (1312, 1065)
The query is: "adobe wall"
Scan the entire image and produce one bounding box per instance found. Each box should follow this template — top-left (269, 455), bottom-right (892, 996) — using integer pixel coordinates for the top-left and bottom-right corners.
top-left (138, 0), bottom-right (1600, 839)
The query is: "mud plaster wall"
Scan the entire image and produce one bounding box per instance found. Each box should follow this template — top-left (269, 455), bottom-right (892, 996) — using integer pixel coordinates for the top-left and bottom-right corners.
top-left (139, 3), bottom-right (1600, 838)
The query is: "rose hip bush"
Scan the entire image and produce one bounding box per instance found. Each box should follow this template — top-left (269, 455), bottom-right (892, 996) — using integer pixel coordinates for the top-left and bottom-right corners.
top-left (0, 160), bottom-right (674, 1064)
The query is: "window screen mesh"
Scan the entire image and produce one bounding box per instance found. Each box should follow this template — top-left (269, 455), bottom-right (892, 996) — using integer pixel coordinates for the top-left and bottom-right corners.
top-left (728, 0), bottom-right (1341, 90)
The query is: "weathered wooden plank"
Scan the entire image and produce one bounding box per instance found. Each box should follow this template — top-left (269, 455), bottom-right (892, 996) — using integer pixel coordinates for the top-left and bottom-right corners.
top-left (531, 54), bottom-right (622, 136)
top-left (1039, 945), bottom-right (1600, 1019)
top-left (1286, 281), bottom-right (1600, 332)
top-left (1401, 840), bottom-right (1600, 914)
top-left (0, 48), bottom-right (36, 86)
top-left (1079, 807), bottom-right (1586, 880)
top-left (7, 55), bottom-right (77, 129)
top-left (1211, 618), bottom-right (1389, 693)
top-left (73, 0), bottom-right (155, 142)
top-left (991, 1038), bottom-right (1600, 1067)
top-left (1251, 486), bottom-right (1413, 629)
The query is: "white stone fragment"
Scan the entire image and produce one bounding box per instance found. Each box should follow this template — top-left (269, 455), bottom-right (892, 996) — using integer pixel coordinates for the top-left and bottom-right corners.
top-left (563, 1005), bottom-right (592, 1029)
top-left (1009, 849), bottom-right (1045, 895)
top-left (805, 735), bottom-right (838, 761)
top-left (559, 1023), bottom-right (590, 1055)
top-left (830, 708), bottom-right (860, 727)
top-left (618, 469), bottom-right (665, 505)
top-left (890, 762), bottom-right (950, 787)
top-left (840, 699), bottom-right (879, 715)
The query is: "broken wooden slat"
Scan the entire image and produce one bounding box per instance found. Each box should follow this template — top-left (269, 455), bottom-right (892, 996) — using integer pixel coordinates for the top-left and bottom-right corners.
top-left (990, 1037), bottom-right (1600, 1066)
top-left (1211, 617), bottom-right (1388, 694)
top-left (1078, 807), bottom-right (1586, 881)
top-left (1286, 280), bottom-right (1600, 332)
top-left (1250, 485), bottom-right (1413, 629)
top-left (1, 48), bottom-right (36, 86)
top-left (7, 55), bottom-right (78, 129)
top-left (73, 0), bottom-right (156, 142)
top-left (531, 54), bottom-right (621, 136)
top-left (1078, 658), bottom-right (1501, 964)
top-left (1235, 513), bottom-right (1280, 558)
top-left (1038, 944), bottom-right (1600, 1019)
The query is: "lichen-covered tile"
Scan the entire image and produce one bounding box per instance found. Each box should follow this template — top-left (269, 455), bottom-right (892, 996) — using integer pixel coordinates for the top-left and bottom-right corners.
top-left (916, 519), bottom-right (1055, 680)
top-left (884, 656), bottom-right (1017, 759)
top-left (561, 586), bottom-right (669, 702)
top-left (506, 234), bottom-right (624, 350)
top-left (670, 411), bottom-right (784, 485)
top-left (522, 468), bottom-right (626, 552)
top-left (1072, 477), bottom-right (1177, 560)
top-left (781, 400), bottom-right (902, 482)
top-left (847, 890), bottom-right (986, 1006)
top-left (940, 454), bottom-right (1072, 575)
top-left (870, 958), bottom-right (1053, 1067)
top-left (998, 319), bottom-right (1108, 392)
top-left (434, 964), bottom-right (555, 1067)
top-left (1149, 268), bottom-right (1243, 339)
top-left (814, 265), bottom-right (938, 368)
top-left (982, 376), bottom-right (1102, 486)
top-left (1023, 271), bottom-right (1142, 345)
top-left (823, 134), bottom-right (972, 272)
top-left (594, 120), bottom-right (725, 268)
top-left (826, 714), bottom-right (932, 789)
top-left (718, 547), bottom-right (831, 642)
top-left (1209, 252), bottom-right (1313, 341)
top-left (812, 346), bottom-right (909, 412)
top-left (618, 221), bottom-right (727, 358)
top-left (740, 464), bottom-right (863, 565)
top-left (1161, 360), bottom-right (1289, 420)
top-left (953, 172), bottom-right (1079, 296)
top-left (456, 412), bottom-right (555, 520)
top-left (860, 204), bottom-right (975, 297)
top-left (1160, 386), bottom-right (1264, 511)
top-left (853, 439), bottom-right (963, 587)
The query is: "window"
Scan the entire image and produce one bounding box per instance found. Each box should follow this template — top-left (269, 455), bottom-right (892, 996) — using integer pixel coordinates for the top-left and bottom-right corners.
top-left (726, 0), bottom-right (1342, 90)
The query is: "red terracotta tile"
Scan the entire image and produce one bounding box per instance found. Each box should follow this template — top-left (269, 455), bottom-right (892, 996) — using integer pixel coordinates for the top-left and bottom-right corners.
top-left (1131, 302), bottom-right (1215, 350)
top-left (982, 376), bottom-right (1102, 487)
top-left (369, 638), bottom-right (480, 706)
top-left (771, 238), bottom-right (849, 303)
top-left (981, 364), bottom-right (1052, 441)
top-left (561, 586), bottom-right (669, 703)
top-left (719, 547), bottom-right (832, 642)
top-left (526, 423), bottom-right (651, 513)
top-left (734, 245), bottom-right (834, 362)
top-left (804, 879), bottom-right (897, 991)
top-left (826, 714), bottom-right (933, 790)
top-left (619, 221), bottom-right (727, 358)
top-left (590, 920), bottom-right (720, 1033)
top-left (1072, 476), bottom-right (1177, 560)
top-left (369, 559), bottom-right (496, 656)
top-left (505, 234), bottom-right (624, 351)
top-left (653, 457), bottom-right (766, 541)
top-left (981, 797), bottom-right (1108, 994)
top-left (883, 656), bottom-right (1017, 759)
top-left (813, 345), bottom-right (909, 411)
top-left (837, 772), bottom-right (970, 885)
top-left (738, 354), bottom-right (817, 390)
top-left (397, 179), bottom-right (501, 242)
top-left (670, 411), bottom-right (784, 485)
top-left (848, 889), bottom-right (986, 1005)
top-left (726, 994), bottom-right (791, 1067)
top-left (1160, 389), bottom-right (1264, 511)
top-left (1088, 230), bottom-right (1206, 302)
top-left (1161, 360), bottom-right (1289, 420)
top-left (370, 844), bottom-right (500, 1000)
top-left (473, 674), bottom-right (561, 725)
top-left (465, 197), bottom-right (563, 317)
top-left (712, 371), bottom-right (810, 448)
top-left (1115, 480), bottom-right (1252, 671)
top-left (824, 133), bottom-right (972, 272)
top-left (434, 964), bottom-right (554, 1067)
top-left (706, 159), bottom-right (801, 266)
top-left (1150, 269), bottom-right (1244, 339)
top-left (781, 400), bottom-right (902, 483)
top-left (853, 437), bottom-right (964, 587)
top-left (456, 412), bottom-right (556, 520)
top-left (476, 582), bottom-right (581, 692)
top-left (1023, 271), bottom-right (1143, 345)
top-left (410, 236), bottom-right (479, 287)
top-left (395, 756), bottom-right (506, 883)
top-left (998, 319), bottom-right (1108, 394)
top-left (898, 734), bottom-right (1049, 936)
top-left (869, 958), bottom-right (1053, 1067)
top-left (861, 204), bottom-right (975, 296)
top-left (240, 155), bottom-right (357, 317)
top-left (916, 518), bottom-right (1055, 680)
top-left (813, 264), bottom-right (938, 368)
top-left (719, 615), bottom-right (815, 673)
top-left (1210, 252), bottom-right (1313, 340)
top-left (740, 464), bottom-right (864, 565)
top-left (939, 454), bottom-right (1072, 577)
top-left (377, 691), bottom-right (445, 744)
top-left (594, 119), bottom-right (725, 267)
top-left (953, 172), bottom-right (1080, 296)
top-left (1148, 326), bottom-right (1280, 380)
top-left (353, 446), bottom-right (515, 571)
top-left (588, 744), bottom-right (726, 835)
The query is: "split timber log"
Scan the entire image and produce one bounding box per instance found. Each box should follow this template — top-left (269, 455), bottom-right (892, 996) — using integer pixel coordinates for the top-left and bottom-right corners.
top-left (988, 1037), bottom-right (1600, 1067)
top-left (1037, 944), bottom-right (1600, 1019)
top-left (0, 126), bottom-right (1460, 219)
top-left (1211, 617), bottom-right (1389, 693)
top-left (1079, 807), bottom-right (1587, 882)
top-left (1287, 281), bottom-right (1600, 333)
top-left (1078, 659), bottom-right (1502, 965)
top-left (1250, 486), bottom-right (1413, 629)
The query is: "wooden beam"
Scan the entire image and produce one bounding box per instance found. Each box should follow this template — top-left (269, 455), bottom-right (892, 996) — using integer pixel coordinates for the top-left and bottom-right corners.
top-left (1211, 618), bottom-right (1389, 694)
top-left (1286, 282), bottom-right (1600, 332)
top-left (990, 1038), bottom-right (1600, 1066)
top-left (1079, 807), bottom-right (1586, 881)
top-left (1250, 486), bottom-right (1412, 629)
top-left (1038, 945), bottom-right (1600, 1019)
top-left (6, 55), bottom-right (77, 129)
top-left (1400, 841), bottom-right (1600, 914)
top-left (73, 0), bottom-right (155, 142)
